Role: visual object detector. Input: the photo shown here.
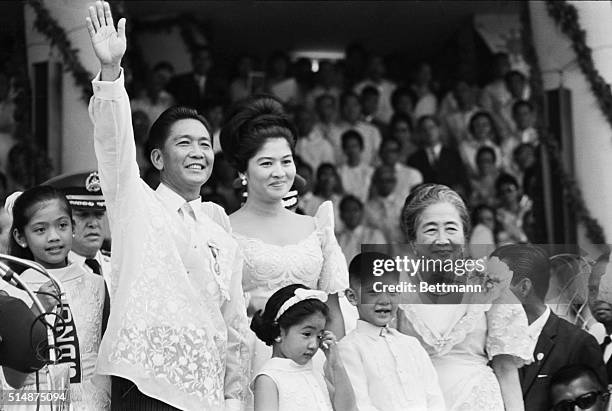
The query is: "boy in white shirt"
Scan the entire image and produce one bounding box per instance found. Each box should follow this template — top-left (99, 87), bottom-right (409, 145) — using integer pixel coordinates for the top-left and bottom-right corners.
top-left (338, 252), bottom-right (445, 411)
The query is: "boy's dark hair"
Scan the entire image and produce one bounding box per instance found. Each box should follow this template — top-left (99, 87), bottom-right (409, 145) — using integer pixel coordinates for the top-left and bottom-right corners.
top-left (348, 252), bottom-right (399, 290)
top-left (495, 173), bottom-right (519, 194)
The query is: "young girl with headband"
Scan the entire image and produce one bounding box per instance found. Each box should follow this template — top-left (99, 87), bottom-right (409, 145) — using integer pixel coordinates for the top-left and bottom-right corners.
top-left (250, 284), bottom-right (355, 411)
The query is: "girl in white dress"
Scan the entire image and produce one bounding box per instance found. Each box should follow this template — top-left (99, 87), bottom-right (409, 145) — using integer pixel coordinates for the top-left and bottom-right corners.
top-left (220, 95), bottom-right (349, 377)
top-left (250, 284), bottom-right (355, 411)
top-left (397, 183), bottom-right (533, 411)
top-left (7, 186), bottom-right (110, 410)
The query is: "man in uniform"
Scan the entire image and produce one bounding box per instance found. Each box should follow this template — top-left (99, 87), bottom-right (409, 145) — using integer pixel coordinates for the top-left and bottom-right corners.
top-left (45, 171), bottom-right (112, 290)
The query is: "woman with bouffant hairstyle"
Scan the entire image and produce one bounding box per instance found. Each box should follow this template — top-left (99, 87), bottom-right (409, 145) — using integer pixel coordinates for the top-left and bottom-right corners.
top-left (220, 95), bottom-right (349, 387)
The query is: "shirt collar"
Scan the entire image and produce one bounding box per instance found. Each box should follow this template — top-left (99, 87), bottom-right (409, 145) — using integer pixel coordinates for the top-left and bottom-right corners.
top-left (68, 250), bottom-right (102, 266)
top-left (528, 306), bottom-right (551, 339)
top-left (156, 183), bottom-right (202, 219)
top-left (355, 319), bottom-right (394, 339)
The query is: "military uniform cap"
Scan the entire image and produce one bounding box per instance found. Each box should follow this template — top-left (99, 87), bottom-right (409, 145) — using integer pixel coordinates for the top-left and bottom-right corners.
top-left (44, 171), bottom-right (105, 211)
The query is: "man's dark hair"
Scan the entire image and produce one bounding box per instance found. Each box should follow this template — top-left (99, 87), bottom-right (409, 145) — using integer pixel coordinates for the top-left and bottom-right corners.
top-left (491, 244), bottom-right (550, 300)
top-left (147, 106), bottom-right (212, 154)
top-left (550, 364), bottom-right (606, 392)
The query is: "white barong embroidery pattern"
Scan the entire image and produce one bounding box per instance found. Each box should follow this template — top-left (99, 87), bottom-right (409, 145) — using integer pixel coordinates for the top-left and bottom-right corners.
top-left (89, 70), bottom-right (249, 410)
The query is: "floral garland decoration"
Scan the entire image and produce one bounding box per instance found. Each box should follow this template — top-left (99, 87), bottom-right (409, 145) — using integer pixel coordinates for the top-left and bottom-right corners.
top-left (520, 2), bottom-right (607, 245)
top-left (26, 0), bottom-right (93, 103)
top-left (546, 0), bottom-right (612, 132)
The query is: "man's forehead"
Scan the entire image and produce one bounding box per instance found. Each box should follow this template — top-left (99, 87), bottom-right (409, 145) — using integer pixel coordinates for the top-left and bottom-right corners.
top-left (553, 375), bottom-right (601, 399)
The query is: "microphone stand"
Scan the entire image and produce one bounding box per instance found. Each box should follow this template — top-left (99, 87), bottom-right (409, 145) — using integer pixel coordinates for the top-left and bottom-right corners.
top-left (0, 254), bottom-right (71, 411)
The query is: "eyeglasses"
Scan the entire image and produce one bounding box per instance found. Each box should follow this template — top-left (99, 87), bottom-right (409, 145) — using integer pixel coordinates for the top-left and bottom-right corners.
top-left (552, 391), bottom-right (609, 411)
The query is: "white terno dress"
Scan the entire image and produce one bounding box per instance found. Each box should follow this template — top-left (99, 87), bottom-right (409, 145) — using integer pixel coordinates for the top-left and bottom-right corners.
top-left (233, 202), bottom-right (349, 375)
top-left (398, 287), bottom-right (533, 411)
top-left (252, 358), bottom-right (333, 411)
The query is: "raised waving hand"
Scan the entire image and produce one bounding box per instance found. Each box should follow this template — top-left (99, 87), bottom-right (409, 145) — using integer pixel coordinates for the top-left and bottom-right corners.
top-left (86, 1), bottom-right (126, 80)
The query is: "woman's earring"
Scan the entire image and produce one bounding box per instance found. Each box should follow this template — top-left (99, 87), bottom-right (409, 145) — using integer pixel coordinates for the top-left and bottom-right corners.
top-left (274, 336), bottom-right (282, 343)
top-left (240, 173), bottom-right (247, 186)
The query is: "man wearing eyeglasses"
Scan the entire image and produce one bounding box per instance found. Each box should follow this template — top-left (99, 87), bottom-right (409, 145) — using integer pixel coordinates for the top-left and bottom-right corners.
top-left (550, 364), bottom-right (610, 411)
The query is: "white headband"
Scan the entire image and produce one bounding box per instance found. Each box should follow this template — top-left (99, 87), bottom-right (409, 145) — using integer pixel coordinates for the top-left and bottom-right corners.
top-left (4, 191), bottom-right (23, 217)
top-left (275, 288), bottom-right (328, 321)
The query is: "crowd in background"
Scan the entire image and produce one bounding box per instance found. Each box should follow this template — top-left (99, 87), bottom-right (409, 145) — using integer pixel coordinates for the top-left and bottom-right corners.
top-left (115, 43), bottom-right (542, 264)
top-left (0, 28), bottom-right (544, 268)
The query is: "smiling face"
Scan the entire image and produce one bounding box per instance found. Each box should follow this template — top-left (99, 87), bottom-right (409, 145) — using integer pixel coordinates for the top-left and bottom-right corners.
top-left (246, 138), bottom-right (296, 202)
top-left (154, 119), bottom-right (214, 199)
top-left (13, 199), bottom-right (72, 269)
top-left (352, 278), bottom-right (398, 327)
top-left (71, 209), bottom-right (105, 258)
top-left (277, 311), bottom-right (326, 365)
top-left (413, 202), bottom-right (465, 262)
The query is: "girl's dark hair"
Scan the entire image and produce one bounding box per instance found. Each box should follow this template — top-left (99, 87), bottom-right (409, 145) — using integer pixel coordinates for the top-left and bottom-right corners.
top-left (220, 94), bottom-right (297, 172)
top-left (250, 284), bottom-right (329, 346)
top-left (9, 185), bottom-right (73, 263)
top-left (147, 106), bottom-right (212, 155)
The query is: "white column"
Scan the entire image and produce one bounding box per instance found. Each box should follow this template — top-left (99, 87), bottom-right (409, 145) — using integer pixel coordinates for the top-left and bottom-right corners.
top-left (529, 1), bottom-right (612, 249)
top-left (24, 0), bottom-right (98, 174)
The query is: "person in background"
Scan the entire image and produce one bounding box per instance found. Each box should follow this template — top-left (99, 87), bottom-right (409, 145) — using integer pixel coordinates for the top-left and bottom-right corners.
top-left (312, 94), bottom-right (345, 164)
top-left (336, 195), bottom-right (386, 264)
top-left (501, 101), bottom-right (538, 172)
top-left (495, 173), bottom-right (532, 245)
top-left (492, 244), bottom-right (606, 411)
top-left (131, 109), bottom-right (151, 174)
top-left (131, 62), bottom-right (176, 124)
top-left (388, 112), bottom-right (417, 162)
top-left (308, 163), bottom-right (344, 228)
top-left (265, 51), bottom-right (299, 107)
top-left (340, 252), bottom-right (446, 410)
top-left (549, 365), bottom-right (610, 411)
top-left (407, 115), bottom-right (470, 197)
top-left (168, 45), bottom-right (226, 109)
top-left (410, 62), bottom-right (438, 119)
top-left (364, 165), bottom-right (405, 243)
top-left (469, 146), bottom-right (501, 208)
top-left (295, 106), bottom-right (336, 173)
top-left (378, 137), bottom-right (422, 199)
top-left (337, 91), bottom-right (382, 166)
top-left (390, 86), bottom-right (416, 127)
top-left (305, 61), bottom-right (341, 110)
top-left (468, 204), bottom-right (497, 260)
top-left (359, 85), bottom-right (387, 136)
top-left (480, 53), bottom-right (512, 115)
top-left (499, 70), bottom-right (531, 135)
top-left (442, 79), bottom-right (480, 147)
top-left (459, 111), bottom-right (503, 177)
top-left (201, 98), bottom-right (225, 154)
top-left (229, 55), bottom-right (257, 103)
top-left (354, 55), bottom-right (396, 123)
top-left (295, 159), bottom-right (317, 216)
top-left (337, 130), bottom-right (373, 204)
